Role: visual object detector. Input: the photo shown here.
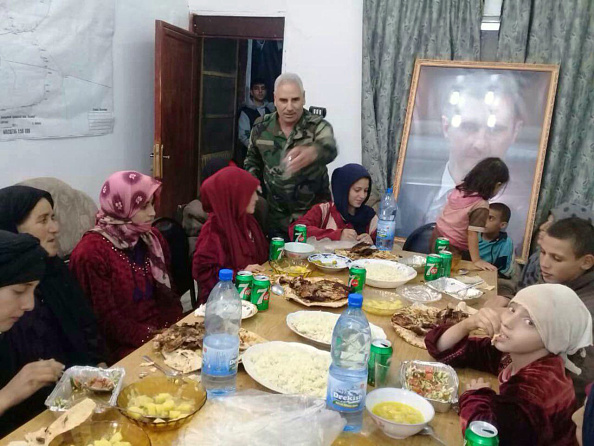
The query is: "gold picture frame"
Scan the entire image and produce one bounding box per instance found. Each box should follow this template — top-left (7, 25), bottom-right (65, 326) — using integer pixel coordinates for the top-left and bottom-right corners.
top-left (393, 59), bottom-right (559, 262)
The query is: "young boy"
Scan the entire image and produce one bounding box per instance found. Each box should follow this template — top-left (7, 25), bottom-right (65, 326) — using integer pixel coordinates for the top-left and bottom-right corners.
top-left (479, 203), bottom-right (515, 278)
top-left (539, 217), bottom-right (594, 402)
top-left (425, 284), bottom-right (592, 446)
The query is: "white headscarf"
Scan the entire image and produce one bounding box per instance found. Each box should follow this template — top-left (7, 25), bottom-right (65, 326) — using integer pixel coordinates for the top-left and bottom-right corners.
top-left (512, 284), bottom-right (593, 374)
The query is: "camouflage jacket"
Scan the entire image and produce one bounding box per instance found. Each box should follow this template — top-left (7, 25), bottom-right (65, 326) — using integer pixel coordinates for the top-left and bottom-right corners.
top-left (244, 110), bottom-right (337, 236)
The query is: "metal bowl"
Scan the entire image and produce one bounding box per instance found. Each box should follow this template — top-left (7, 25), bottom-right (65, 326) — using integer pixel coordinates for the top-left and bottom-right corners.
top-left (399, 360), bottom-right (459, 413)
top-left (49, 421), bottom-right (151, 446)
top-left (117, 376), bottom-right (206, 431)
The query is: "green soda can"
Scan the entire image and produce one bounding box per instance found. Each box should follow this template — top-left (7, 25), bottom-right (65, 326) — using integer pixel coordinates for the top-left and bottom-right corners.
top-left (269, 237), bottom-right (285, 261)
top-left (294, 224), bottom-right (307, 243)
top-left (367, 339), bottom-right (393, 386)
top-left (424, 254), bottom-right (442, 281)
top-left (235, 271), bottom-right (253, 301)
top-left (439, 250), bottom-right (453, 278)
top-left (251, 275), bottom-right (271, 311)
top-left (348, 264), bottom-right (366, 293)
top-left (464, 421), bottom-right (499, 445)
top-left (434, 237), bottom-right (450, 254)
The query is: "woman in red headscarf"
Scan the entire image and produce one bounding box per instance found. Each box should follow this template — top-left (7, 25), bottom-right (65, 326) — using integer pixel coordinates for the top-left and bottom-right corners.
top-left (69, 171), bottom-right (182, 360)
top-left (192, 166), bottom-right (269, 303)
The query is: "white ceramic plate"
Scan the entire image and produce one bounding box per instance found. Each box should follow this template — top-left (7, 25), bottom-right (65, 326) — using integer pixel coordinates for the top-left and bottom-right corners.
top-left (286, 310), bottom-right (387, 348)
top-left (308, 253), bottom-right (352, 273)
top-left (193, 300), bottom-right (258, 320)
top-left (241, 341), bottom-right (331, 398)
top-left (353, 259), bottom-right (417, 289)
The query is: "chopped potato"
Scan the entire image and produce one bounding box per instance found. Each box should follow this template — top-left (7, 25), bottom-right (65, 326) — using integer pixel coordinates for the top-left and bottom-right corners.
top-left (125, 392), bottom-right (195, 420)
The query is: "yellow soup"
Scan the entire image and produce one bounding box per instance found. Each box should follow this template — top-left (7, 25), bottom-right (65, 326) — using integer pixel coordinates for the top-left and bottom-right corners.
top-left (372, 401), bottom-right (424, 424)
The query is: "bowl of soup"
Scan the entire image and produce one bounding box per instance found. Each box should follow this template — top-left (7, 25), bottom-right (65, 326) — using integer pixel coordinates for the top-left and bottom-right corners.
top-left (365, 387), bottom-right (435, 439)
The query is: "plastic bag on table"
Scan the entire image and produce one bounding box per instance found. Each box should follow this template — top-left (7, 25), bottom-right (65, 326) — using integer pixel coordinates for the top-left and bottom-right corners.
top-left (176, 390), bottom-right (346, 446)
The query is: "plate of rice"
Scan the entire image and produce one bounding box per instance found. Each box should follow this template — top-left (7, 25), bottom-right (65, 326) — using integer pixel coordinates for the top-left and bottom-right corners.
top-left (241, 342), bottom-right (331, 399)
top-left (353, 259), bottom-right (417, 289)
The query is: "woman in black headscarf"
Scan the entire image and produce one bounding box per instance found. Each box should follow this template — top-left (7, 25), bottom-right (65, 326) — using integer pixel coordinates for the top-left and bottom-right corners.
top-left (288, 163), bottom-right (378, 243)
top-left (0, 230), bottom-right (65, 436)
top-left (0, 186), bottom-right (107, 434)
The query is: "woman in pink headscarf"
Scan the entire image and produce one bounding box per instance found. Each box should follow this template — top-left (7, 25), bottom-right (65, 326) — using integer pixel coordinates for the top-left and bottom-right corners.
top-left (70, 171), bottom-right (182, 360)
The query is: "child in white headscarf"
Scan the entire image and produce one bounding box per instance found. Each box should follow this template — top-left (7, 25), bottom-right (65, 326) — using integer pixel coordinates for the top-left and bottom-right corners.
top-left (425, 284), bottom-right (592, 446)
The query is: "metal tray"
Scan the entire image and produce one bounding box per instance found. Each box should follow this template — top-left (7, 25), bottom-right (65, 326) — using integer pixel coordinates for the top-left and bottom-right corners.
top-left (45, 366), bottom-right (125, 413)
top-left (425, 277), bottom-right (484, 300)
top-left (399, 360), bottom-right (459, 413)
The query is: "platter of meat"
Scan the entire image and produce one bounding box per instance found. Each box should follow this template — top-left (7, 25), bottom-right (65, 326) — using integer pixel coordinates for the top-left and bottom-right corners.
top-left (277, 275), bottom-right (350, 308)
top-left (335, 242), bottom-right (400, 261)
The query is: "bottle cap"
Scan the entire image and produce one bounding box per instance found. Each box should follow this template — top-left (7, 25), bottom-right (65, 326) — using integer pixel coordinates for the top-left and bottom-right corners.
top-left (219, 269), bottom-right (233, 281)
top-left (386, 187), bottom-right (393, 194)
top-left (348, 293), bottom-right (363, 308)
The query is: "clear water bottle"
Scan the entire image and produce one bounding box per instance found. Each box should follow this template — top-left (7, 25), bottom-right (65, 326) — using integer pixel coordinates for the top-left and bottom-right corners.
top-left (201, 269), bottom-right (242, 397)
top-left (326, 293), bottom-right (371, 432)
top-left (376, 187), bottom-right (397, 251)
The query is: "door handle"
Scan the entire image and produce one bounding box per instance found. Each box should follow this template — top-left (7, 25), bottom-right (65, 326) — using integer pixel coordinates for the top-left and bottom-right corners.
top-left (163, 155), bottom-right (171, 160)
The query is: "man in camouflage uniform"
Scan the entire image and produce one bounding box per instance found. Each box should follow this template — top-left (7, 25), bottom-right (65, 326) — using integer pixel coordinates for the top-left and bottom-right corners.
top-left (245, 73), bottom-right (337, 239)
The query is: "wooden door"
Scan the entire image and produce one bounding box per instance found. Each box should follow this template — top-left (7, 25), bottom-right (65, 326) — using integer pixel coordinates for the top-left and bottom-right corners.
top-left (197, 38), bottom-right (239, 182)
top-left (154, 21), bottom-right (201, 218)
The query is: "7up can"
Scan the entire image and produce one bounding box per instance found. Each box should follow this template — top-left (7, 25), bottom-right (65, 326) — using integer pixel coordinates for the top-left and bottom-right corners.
top-left (269, 237), bottom-right (285, 261)
top-left (424, 254), bottom-right (442, 281)
top-left (348, 265), bottom-right (366, 293)
top-left (439, 250), bottom-right (453, 278)
top-left (235, 271), bottom-right (253, 301)
top-left (464, 421), bottom-right (499, 445)
top-left (293, 224), bottom-right (307, 243)
top-left (368, 339), bottom-right (393, 386)
top-left (434, 237), bottom-right (450, 254)
top-left (251, 275), bottom-right (271, 311)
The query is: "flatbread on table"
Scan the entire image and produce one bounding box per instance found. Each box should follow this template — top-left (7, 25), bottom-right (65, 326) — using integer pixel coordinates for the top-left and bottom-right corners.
top-left (335, 242), bottom-right (400, 261)
top-left (391, 303), bottom-right (472, 350)
top-left (278, 275), bottom-right (349, 308)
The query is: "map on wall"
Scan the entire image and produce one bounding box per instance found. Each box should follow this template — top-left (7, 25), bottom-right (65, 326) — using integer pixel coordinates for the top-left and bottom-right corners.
top-left (0, 0), bottom-right (115, 141)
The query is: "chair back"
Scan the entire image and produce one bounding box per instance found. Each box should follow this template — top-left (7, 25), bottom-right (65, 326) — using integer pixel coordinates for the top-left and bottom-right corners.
top-left (153, 217), bottom-right (197, 308)
top-left (403, 222), bottom-right (436, 254)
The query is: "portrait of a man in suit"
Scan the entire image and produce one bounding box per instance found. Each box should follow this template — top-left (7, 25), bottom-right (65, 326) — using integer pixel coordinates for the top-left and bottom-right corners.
top-left (395, 65), bottom-right (555, 258)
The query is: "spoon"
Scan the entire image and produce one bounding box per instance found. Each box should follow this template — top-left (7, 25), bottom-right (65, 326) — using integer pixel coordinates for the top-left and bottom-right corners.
top-left (271, 282), bottom-right (285, 295)
top-left (419, 426), bottom-right (447, 445)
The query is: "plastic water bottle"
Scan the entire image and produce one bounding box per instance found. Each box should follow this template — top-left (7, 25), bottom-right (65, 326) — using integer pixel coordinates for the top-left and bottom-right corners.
top-left (201, 269), bottom-right (242, 397)
top-left (326, 293), bottom-right (372, 432)
top-left (376, 187), bottom-right (398, 251)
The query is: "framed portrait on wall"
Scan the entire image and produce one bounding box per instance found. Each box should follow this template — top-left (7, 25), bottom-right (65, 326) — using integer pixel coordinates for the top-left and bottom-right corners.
top-left (394, 59), bottom-right (559, 262)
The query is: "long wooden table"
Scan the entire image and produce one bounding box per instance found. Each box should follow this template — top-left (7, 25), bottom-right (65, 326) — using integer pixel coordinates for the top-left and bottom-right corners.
top-left (2, 253), bottom-right (497, 446)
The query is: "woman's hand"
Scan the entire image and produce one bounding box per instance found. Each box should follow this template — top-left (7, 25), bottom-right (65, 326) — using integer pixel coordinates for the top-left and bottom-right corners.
top-left (0, 359), bottom-right (65, 415)
top-left (340, 229), bottom-right (358, 241)
top-left (463, 307), bottom-right (502, 337)
top-left (473, 260), bottom-right (497, 271)
top-left (465, 377), bottom-right (492, 392)
top-left (245, 264), bottom-right (265, 273)
top-left (356, 233), bottom-right (373, 244)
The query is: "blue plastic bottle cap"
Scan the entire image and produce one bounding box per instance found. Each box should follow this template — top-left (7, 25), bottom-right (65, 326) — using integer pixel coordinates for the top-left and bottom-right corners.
top-left (219, 269), bottom-right (233, 281)
top-left (348, 293), bottom-right (363, 308)
top-left (386, 187), bottom-right (393, 193)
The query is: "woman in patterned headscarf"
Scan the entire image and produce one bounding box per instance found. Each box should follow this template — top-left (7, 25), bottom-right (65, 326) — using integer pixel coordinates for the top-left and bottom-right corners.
top-left (70, 171), bottom-right (182, 360)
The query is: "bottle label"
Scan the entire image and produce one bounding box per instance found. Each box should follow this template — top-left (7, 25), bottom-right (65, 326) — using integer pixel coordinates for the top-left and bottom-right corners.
top-left (376, 220), bottom-right (396, 240)
top-left (202, 344), bottom-right (239, 376)
top-left (326, 374), bottom-right (367, 412)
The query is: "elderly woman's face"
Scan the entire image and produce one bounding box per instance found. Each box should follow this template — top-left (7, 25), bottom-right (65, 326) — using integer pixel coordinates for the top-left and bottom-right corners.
top-left (17, 199), bottom-right (60, 257)
top-left (0, 282), bottom-right (38, 332)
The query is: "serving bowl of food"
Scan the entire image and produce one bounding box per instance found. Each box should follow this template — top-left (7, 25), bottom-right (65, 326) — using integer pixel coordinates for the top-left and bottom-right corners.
top-left (283, 242), bottom-right (315, 260)
top-left (361, 288), bottom-right (407, 316)
top-left (399, 360), bottom-right (459, 412)
top-left (365, 387), bottom-right (435, 439)
top-left (308, 253), bottom-right (351, 273)
top-left (48, 421), bottom-right (150, 446)
top-left (354, 259), bottom-right (417, 289)
top-left (271, 257), bottom-right (314, 277)
top-left (117, 375), bottom-right (206, 431)
top-left (399, 255), bottom-right (427, 273)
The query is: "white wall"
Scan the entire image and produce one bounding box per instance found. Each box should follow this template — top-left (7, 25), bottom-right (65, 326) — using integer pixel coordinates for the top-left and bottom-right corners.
top-left (0, 0), bottom-right (189, 199)
top-left (188, 0), bottom-right (364, 172)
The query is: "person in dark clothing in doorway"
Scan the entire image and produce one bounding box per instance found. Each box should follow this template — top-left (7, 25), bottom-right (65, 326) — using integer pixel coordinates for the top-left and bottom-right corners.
top-left (238, 78), bottom-right (275, 160)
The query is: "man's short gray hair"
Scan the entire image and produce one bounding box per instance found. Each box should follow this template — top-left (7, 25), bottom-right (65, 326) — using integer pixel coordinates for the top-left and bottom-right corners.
top-left (274, 73), bottom-right (304, 94)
